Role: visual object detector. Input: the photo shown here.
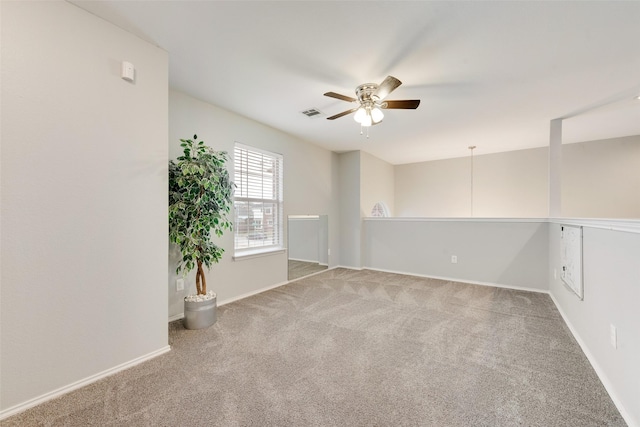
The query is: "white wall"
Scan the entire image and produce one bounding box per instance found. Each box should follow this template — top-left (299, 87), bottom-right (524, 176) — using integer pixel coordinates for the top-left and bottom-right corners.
top-left (288, 217), bottom-right (319, 262)
top-left (548, 221), bottom-right (640, 426)
top-left (360, 151), bottom-right (395, 217)
top-left (395, 147), bottom-right (549, 218)
top-left (395, 155), bottom-right (470, 217)
top-left (338, 151), bottom-right (362, 268)
top-left (363, 218), bottom-right (549, 291)
top-left (395, 136), bottom-right (640, 220)
top-left (168, 90), bottom-right (340, 317)
top-left (562, 135), bottom-right (640, 219)
top-left (1, 1), bottom-right (169, 415)
top-left (318, 214), bottom-right (329, 265)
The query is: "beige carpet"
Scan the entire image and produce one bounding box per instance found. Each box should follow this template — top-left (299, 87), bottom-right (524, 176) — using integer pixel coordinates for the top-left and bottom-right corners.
top-left (4, 268), bottom-right (625, 426)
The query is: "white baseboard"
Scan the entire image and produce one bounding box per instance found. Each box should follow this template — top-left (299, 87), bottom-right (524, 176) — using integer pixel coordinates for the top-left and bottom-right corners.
top-left (335, 265), bottom-right (363, 271)
top-left (168, 313), bottom-right (184, 322)
top-left (548, 293), bottom-right (636, 427)
top-left (168, 282), bottom-right (290, 322)
top-left (288, 257), bottom-right (320, 263)
top-left (170, 267), bottom-right (344, 321)
top-left (363, 266), bottom-right (549, 294)
top-left (218, 280), bottom-right (289, 306)
top-left (287, 265), bottom-right (335, 282)
top-left (0, 345), bottom-right (171, 421)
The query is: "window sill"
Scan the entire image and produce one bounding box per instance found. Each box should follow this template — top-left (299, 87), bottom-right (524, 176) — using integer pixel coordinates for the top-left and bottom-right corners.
top-left (233, 248), bottom-right (286, 261)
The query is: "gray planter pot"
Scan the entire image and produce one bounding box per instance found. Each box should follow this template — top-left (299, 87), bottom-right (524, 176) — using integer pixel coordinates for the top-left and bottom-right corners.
top-left (183, 294), bottom-right (217, 330)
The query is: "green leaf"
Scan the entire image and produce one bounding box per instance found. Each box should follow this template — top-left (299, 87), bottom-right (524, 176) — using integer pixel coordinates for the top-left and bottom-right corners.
top-left (169, 134), bottom-right (235, 279)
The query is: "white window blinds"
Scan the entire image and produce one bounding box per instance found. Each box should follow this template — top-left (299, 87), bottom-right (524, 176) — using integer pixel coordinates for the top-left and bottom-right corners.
top-left (234, 143), bottom-right (283, 254)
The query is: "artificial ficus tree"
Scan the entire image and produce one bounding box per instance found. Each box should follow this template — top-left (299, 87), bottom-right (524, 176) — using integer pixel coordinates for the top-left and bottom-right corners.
top-left (169, 135), bottom-right (234, 295)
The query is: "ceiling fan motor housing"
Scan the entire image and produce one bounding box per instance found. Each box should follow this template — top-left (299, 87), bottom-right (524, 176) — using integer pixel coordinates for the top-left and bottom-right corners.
top-left (356, 83), bottom-right (379, 104)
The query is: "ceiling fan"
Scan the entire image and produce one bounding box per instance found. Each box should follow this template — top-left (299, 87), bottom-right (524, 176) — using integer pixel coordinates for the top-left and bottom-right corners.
top-left (324, 76), bottom-right (420, 133)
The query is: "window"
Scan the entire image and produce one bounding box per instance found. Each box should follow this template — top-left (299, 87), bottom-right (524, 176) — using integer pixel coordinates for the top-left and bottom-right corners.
top-left (234, 143), bottom-right (283, 256)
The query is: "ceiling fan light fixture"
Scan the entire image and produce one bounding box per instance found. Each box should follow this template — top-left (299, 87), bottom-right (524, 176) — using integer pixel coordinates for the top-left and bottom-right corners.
top-left (360, 112), bottom-right (372, 127)
top-left (354, 107), bottom-right (366, 123)
top-left (371, 106), bottom-right (384, 123)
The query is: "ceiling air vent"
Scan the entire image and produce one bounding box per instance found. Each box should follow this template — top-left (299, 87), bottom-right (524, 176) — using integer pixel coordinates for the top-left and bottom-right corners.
top-left (301, 108), bottom-right (323, 118)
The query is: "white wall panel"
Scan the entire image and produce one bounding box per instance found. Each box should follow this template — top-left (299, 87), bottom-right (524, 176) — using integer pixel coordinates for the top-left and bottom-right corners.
top-left (363, 218), bottom-right (549, 291)
top-left (288, 217), bottom-right (320, 262)
top-left (549, 222), bottom-right (640, 426)
top-left (1, 1), bottom-right (168, 413)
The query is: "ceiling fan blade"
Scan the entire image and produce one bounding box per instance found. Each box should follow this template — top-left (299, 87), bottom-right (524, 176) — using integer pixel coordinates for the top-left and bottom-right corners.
top-left (324, 92), bottom-right (357, 103)
top-left (373, 76), bottom-right (402, 100)
top-left (327, 108), bottom-right (359, 120)
top-left (383, 99), bottom-right (421, 109)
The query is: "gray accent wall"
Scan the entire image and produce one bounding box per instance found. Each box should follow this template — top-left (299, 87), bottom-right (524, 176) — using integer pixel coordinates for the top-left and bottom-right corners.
top-left (288, 217), bottom-right (320, 263)
top-left (363, 219), bottom-right (549, 292)
top-left (338, 151), bottom-right (362, 268)
top-left (1, 1), bottom-right (169, 413)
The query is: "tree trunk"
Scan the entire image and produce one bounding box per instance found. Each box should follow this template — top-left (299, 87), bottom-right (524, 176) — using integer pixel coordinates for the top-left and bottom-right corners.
top-left (196, 261), bottom-right (203, 295)
top-left (195, 260), bottom-right (207, 295)
top-left (201, 265), bottom-right (207, 295)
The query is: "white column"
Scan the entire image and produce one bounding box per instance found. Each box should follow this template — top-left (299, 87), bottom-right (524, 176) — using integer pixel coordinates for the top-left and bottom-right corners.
top-left (549, 119), bottom-right (563, 217)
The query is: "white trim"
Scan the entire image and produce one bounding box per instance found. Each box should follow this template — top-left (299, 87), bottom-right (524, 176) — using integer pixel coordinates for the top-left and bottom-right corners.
top-left (0, 345), bottom-right (171, 421)
top-left (287, 265), bottom-right (333, 282)
top-left (169, 282), bottom-right (292, 323)
top-left (218, 266), bottom-right (339, 305)
top-left (234, 141), bottom-right (283, 159)
top-left (549, 293), bottom-right (636, 427)
top-left (362, 215), bottom-right (639, 229)
top-left (170, 267), bottom-right (342, 321)
top-left (168, 312), bottom-right (184, 322)
top-left (288, 257), bottom-right (320, 263)
top-left (218, 280), bottom-right (289, 306)
top-left (363, 216), bottom-right (640, 234)
top-left (168, 282), bottom-right (289, 322)
top-left (548, 217), bottom-right (640, 234)
top-left (363, 217), bottom-right (548, 223)
top-left (335, 265), bottom-right (364, 271)
top-left (363, 266), bottom-right (548, 294)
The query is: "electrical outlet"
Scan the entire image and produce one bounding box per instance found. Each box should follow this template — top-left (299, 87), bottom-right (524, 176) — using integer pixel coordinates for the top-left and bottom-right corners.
top-left (176, 278), bottom-right (184, 292)
top-left (451, 255), bottom-right (458, 264)
top-left (610, 324), bottom-right (617, 349)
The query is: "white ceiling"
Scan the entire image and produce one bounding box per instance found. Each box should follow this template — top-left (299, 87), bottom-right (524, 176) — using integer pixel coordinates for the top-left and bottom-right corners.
top-left (72, 1), bottom-right (640, 165)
